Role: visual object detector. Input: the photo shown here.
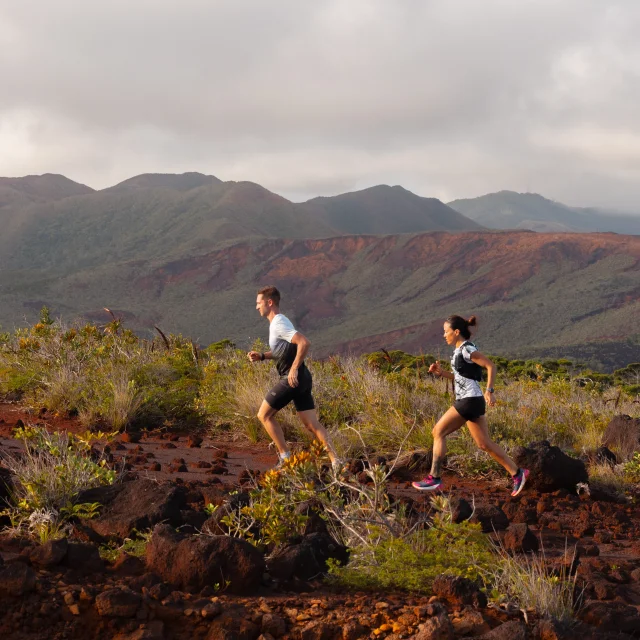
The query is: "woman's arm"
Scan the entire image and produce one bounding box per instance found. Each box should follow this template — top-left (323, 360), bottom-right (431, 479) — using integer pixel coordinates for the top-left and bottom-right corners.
top-left (470, 351), bottom-right (496, 405)
top-left (429, 360), bottom-right (454, 380)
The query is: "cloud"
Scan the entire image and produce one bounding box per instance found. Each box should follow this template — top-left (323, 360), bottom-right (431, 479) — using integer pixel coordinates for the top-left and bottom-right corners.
top-left (1, 0), bottom-right (639, 209)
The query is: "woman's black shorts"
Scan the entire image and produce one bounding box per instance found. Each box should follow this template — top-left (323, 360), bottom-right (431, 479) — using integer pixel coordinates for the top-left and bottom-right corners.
top-left (265, 367), bottom-right (315, 412)
top-left (453, 396), bottom-right (486, 421)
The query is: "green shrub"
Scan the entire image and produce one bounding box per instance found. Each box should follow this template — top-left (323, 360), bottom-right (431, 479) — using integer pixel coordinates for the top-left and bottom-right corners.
top-left (327, 520), bottom-right (492, 592)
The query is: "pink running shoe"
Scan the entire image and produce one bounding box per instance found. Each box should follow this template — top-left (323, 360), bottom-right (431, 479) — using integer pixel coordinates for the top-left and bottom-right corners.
top-left (412, 475), bottom-right (443, 491)
top-left (511, 468), bottom-right (529, 497)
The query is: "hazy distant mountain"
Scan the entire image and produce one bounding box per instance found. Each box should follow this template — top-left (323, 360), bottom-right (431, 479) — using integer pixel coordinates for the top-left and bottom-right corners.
top-left (0, 173), bottom-right (94, 209)
top-left (0, 174), bottom-right (480, 273)
top-left (303, 185), bottom-right (482, 234)
top-left (448, 191), bottom-right (640, 234)
top-left (105, 172), bottom-right (222, 193)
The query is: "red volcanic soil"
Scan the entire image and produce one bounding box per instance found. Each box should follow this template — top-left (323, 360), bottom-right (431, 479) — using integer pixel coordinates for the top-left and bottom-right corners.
top-left (2, 403), bottom-right (640, 639)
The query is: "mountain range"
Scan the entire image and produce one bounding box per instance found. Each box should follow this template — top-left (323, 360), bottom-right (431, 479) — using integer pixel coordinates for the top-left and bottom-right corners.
top-left (448, 190), bottom-right (640, 235)
top-left (0, 172), bottom-right (638, 370)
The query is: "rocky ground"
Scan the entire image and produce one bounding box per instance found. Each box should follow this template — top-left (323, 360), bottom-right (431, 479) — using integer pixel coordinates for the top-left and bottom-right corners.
top-left (1, 403), bottom-right (640, 639)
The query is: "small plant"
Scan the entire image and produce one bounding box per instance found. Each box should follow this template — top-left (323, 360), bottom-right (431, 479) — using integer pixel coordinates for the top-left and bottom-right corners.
top-left (99, 529), bottom-right (153, 563)
top-left (204, 503), bottom-right (219, 516)
top-left (1, 425), bottom-right (116, 541)
top-left (483, 542), bottom-right (580, 621)
top-left (623, 453), bottom-right (640, 483)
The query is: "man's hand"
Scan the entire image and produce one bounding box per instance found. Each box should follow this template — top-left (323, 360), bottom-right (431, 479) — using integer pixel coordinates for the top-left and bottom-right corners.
top-left (429, 361), bottom-right (442, 377)
top-left (248, 351), bottom-right (262, 362)
top-left (288, 366), bottom-right (299, 388)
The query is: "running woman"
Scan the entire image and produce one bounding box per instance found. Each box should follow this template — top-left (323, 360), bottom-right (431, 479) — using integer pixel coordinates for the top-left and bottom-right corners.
top-left (412, 315), bottom-right (529, 496)
top-left (248, 286), bottom-right (342, 470)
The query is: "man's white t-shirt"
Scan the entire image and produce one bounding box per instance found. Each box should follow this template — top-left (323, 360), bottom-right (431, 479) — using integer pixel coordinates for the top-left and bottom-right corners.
top-left (269, 314), bottom-right (299, 377)
top-left (451, 343), bottom-right (483, 400)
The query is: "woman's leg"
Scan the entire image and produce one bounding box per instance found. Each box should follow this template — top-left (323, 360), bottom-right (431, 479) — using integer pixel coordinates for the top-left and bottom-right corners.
top-left (466, 416), bottom-right (518, 475)
top-left (430, 406), bottom-right (467, 477)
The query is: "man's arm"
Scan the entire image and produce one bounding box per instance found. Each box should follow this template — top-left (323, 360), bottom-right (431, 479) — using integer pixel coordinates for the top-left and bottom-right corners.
top-left (248, 350), bottom-right (273, 362)
top-left (287, 332), bottom-right (310, 387)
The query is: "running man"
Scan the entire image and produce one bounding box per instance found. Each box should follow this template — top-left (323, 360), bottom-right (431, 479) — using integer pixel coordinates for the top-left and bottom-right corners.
top-left (248, 285), bottom-right (342, 470)
top-left (412, 315), bottom-right (529, 496)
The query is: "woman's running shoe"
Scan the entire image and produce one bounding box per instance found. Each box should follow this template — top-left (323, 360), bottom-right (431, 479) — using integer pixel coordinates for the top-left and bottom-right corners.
top-left (511, 468), bottom-right (529, 496)
top-left (411, 475), bottom-right (442, 491)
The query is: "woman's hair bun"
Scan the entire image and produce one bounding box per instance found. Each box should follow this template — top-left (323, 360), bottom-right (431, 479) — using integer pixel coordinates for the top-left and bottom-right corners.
top-left (467, 315), bottom-right (477, 327)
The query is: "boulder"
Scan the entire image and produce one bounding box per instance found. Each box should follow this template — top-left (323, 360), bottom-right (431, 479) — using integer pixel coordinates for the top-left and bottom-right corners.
top-left (206, 611), bottom-right (260, 640)
top-left (261, 613), bottom-right (286, 638)
top-left (76, 479), bottom-right (187, 539)
top-left (95, 587), bottom-right (142, 617)
top-left (29, 538), bottom-right (68, 568)
top-left (63, 541), bottom-right (104, 573)
top-left (297, 620), bottom-right (341, 640)
top-left (602, 415), bottom-right (640, 460)
top-left (146, 524), bottom-right (264, 594)
top-left (451, 497), bottom-right (473, 524)
top-left (469, 505), bottom-right (509, 533)
top-left (266, 532), bottom-right (349, 582)
top-left (412, 611), bottom-right (454, 640)
top-left (0, 562), bottom-right (37, 596)
top-left (432, 575), bottom-right (487, 608)
top-left (513, 440), bottom-right (588, 492)
top-left (502, 523), bottom-right (539, 553)
top-left (579, 600), bottom-right (640, 635)
top-left (478, 620), bottom-right (527, 640)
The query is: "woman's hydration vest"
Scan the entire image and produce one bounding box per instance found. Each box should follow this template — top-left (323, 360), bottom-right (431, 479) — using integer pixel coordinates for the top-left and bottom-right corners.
top-left (453, 341), bottom-right (483, 381)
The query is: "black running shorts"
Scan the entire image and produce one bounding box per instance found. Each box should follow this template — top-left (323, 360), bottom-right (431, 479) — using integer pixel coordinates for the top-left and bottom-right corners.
top-left (265, 367), bottom-right (315, 412)
top-left (453, 396), bottom-right (486, 421)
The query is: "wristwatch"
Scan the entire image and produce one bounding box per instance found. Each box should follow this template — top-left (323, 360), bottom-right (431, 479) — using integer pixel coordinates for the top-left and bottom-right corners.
top-left (487, 387), bottom-right (495, 393)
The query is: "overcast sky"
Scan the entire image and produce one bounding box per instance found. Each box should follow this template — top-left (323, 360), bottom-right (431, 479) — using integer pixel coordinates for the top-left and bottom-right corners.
top-left (1, 0), bottom-right (640, 209)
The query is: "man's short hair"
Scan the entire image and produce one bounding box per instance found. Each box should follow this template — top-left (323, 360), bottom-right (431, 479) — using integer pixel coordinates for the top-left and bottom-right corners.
top-left (257, 285), bottom-right (281, 305)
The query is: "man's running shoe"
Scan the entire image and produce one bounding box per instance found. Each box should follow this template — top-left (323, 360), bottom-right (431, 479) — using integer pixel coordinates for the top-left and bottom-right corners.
top-left (412, 475), bottom-right (443, 491)
top-left (511, 468), bottom-right (529, 497)
top-left (274, 452), bottom-right (291, 470)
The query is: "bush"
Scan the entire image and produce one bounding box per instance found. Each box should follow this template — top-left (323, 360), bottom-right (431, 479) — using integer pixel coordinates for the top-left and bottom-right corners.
top-left (1, 425), bottom-right (116, 541)
top-left (327, 520), bottom-right (492, 592)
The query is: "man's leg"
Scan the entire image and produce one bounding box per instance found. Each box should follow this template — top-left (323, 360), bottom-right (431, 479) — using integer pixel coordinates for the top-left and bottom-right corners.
top-left (257, 400), bottom-right (289, 455)
top-left (297, 409), bottom-right (338, 463)
top-left (466, 416), bottom-right (518, 475)
top-left (430, 406), bottom-right (467, 477)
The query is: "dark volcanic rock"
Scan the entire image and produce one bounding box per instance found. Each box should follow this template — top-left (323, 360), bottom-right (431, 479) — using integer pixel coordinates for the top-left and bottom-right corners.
top-left (0, 562), bottom-right (37, 596)
top-left (76, 478), bottom-right (187, 539)
top-left (146, 524), bottom-right (264, 594)
top-left (206, 611), bottom-right (260, 640)
top-left (413, 611), bottom-right (454, 640)
top-left (503, 523), bottom-right (539, 552)
top-left (602, 415), bottom-right (640, 459)
top-left (580, 600), bottom-right (640, 634)
top-left (64, 541), bottom-right (105, 573)
top-left (514, 440), bottom-right (588, 492)
top-left (95, 587), bottom-right (142, 617)
top-left (469, 505), bottom-right (509, 532)
top-left (432, 574), bottom-right (487, 608)
top-left (266, 532), bottom-right (349, 582)
top-left (478, 620), bottom-right (526, 639)
top-left (451, 497), bottom-right (473, 523)
top-left (29, 538), bottom-right (68, 568)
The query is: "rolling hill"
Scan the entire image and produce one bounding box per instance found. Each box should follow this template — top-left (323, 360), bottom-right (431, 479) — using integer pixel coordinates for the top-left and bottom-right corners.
top-left (1, 230), bottom-right (638, 370)
top-left (0, 174), bottom-right (479, 273)
top-left (448, 191), bottom-right (640, 234)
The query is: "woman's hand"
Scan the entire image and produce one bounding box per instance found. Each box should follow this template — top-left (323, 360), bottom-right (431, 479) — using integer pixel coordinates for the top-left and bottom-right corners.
top-left (484, 390), bottom-right (496, 407)
top-left (429, 361), bottom-right (442, 377)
